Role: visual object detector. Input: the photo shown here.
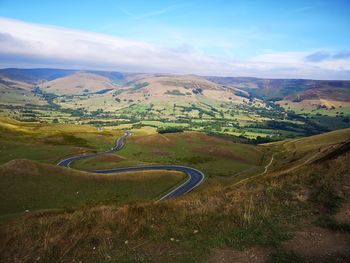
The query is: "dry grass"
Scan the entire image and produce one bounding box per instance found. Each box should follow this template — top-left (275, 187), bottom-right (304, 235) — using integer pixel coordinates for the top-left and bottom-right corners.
top-left (194, 146), bottom-right (251, 163)
top-left (170, 131), bottom-right (225, 144)
top-left (40, 73), bottom-right (118, 95)
top-left (132, 134), bottom-right (173, 146)
top-left (2, 150), bottom-right (348, 262)
top-left (0, 159), bottom-right (184, 183)
top-left (0, 159), bottom-right (187, 225)
top-left (1, 130), bottom-right (350, 262)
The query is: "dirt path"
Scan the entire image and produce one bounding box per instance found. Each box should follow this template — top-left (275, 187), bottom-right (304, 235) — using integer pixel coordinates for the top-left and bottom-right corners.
top-left (272, 143), bottom-right (338, 177)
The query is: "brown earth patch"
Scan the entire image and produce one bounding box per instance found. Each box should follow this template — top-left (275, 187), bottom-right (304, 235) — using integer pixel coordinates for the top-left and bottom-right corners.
top-left (335, 201), bottom-right (350, 224)
top-left (194, 146), bottom-right (249, 163)
top-left (335, 173), bottom-right (350, 224)
top-left (69, 147), bottom-right (91, 155)
top-left (206, 247), bottom-right (273, 263)
top-left (0, 159), bottom-right (184, 182)
top-left (0, 159), bottom-right (96, 178)
top-left (174, 131), bottom-right (226, 144)
top-left (132, 134), bottom-right (172, 146)
top-left (283, 226), bottom-right (350, 262)
top-left (0, 159), bottom-right (41, 176)
top-left (299, 87), bottom-right (350, 102)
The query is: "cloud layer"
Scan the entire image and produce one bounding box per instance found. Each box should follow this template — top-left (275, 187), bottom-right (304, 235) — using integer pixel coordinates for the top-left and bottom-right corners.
top-left (0, 17), bottom-right (349, 79)
top-left (305, 50), bottom-right (350, 62)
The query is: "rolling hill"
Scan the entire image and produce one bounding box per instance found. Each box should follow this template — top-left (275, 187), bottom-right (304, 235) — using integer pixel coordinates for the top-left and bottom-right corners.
top-left (0, 119), bottom-right (349, 262)
top-left (0, 68), bottom-right (349, 140)
top-left (207, 76), bottom-right (350, 114)
top-left (39, 72), bottom-right (120, 95)
top-left (207, 76), bottom-right (350, 101)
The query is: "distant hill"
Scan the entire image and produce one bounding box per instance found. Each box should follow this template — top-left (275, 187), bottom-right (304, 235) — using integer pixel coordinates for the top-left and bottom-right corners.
top-left (207, 76), bottom-right (350, 108)
top-left (0, 68), bottom-right (349, 139)
top-left (0, 68), bottom-right (252, 108)
top-left (39, 72), bottom-right (120, 95)
top-left (2, 68), bottom-right (349, 105)
top-left (0, 68), bottom-right (126, 86)
top-left (206, 76), bottom-right (350, 99)
top-left (0, 68), bottom-right (77, 84)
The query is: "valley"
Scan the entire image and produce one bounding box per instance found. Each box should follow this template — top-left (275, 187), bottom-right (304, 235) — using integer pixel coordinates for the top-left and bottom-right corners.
top-left (0, 116), bottom-right (349, 262)
top-left (0, 68), bottom-right (349, 262)
top-left (2, 69), bottom-right (349, 143)
top-left (1, 1), bottom-right (350, 262)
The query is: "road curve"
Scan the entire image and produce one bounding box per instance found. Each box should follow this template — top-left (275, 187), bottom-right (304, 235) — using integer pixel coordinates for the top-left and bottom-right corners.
top-left (57, 131), bottom-right (132, 167)
top-left (57, 132), bottom-right (205, 200)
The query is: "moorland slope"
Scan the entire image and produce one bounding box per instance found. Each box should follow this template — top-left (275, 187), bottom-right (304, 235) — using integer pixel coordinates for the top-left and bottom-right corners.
top-left (0, 118), bottom-right (349, 262)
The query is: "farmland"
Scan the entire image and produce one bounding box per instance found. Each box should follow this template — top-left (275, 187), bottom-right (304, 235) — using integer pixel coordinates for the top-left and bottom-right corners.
top-left (2, 69), bottom-right (348, 141)
top-left (0, 69), bottom-right (350, 262)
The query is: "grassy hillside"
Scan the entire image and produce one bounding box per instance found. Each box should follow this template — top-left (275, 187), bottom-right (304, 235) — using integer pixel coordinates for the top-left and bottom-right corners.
top-left (207, 76), bottom-right (350, 102)
top-left (39, 72), bottom-right (121, 95)
top-left (0, 118), bottom-right (188, 220)
top-left (262, 128), bottom-right (350, 172)
top-left (73, 131), bottom-right (266, 178)
top-left (0, 68), bottom-right (126, 84)
top-left (0, 83), bottom-right (47, 106)
top-left (0, 117), bottom-right (123, 164)
top-left (0, 68), bottom-right (77, 84)
top-left (0, 160), bottom-right (185, 221)
top-left (207, 76), bottom-right (350, 132)
top-left (1, 128), bottom-right (349, 262)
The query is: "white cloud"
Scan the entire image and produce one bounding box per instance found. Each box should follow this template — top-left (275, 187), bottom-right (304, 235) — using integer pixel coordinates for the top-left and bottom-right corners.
top-left (0, 17), bottom-right (349, 79)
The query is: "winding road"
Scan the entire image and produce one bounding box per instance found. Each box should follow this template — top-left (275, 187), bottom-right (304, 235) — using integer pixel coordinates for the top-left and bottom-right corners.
top-left (57, 132), bottom-right (205, 200)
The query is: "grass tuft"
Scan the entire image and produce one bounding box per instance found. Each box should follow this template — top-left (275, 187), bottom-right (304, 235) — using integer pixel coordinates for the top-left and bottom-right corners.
top-left (315, 214), bottom-right (350, 232)
top-left (268, 250), bottom-right (304, 263)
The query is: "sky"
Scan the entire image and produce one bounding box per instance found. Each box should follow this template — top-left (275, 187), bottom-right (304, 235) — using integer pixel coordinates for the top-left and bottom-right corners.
top-left (0, 0), bottom-right (350, 79)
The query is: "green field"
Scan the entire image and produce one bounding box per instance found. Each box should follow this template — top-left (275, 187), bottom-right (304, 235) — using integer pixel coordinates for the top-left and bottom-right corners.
top-left (3, 84), bottom-right (345, 141)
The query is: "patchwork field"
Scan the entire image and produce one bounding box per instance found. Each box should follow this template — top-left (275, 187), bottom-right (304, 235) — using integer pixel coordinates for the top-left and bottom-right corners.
top-left (0, 68), bottom-right (350, 262)
top-left (3, 68), bottom-right (348, 141)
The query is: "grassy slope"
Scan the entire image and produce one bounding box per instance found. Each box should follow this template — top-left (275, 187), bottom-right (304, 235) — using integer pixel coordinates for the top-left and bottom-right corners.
top-left (1, 128), bottom-right (349, 262)
top-left (73, 131), bottom-right (265, 178)
top-left (1, 117), bottom-right (349, 262)
top-left (0, 159), bottom-right (186, 220)
top-left (0, 83), bottom-right (47, 106)
top-left (263, 127), bottom-right (350, 172)
top-left (0, 117), bottom-right (122, 164)
top-left (0, 118), bottom-right (187, 219)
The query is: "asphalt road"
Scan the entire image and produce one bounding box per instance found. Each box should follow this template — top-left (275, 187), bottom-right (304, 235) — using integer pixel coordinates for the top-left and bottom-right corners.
top-left (57, 131), bottom-right (204, 200)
